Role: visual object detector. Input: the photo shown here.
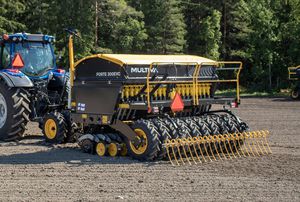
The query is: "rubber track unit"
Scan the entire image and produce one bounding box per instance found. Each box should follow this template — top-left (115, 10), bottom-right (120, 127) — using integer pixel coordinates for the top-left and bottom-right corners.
top-left (0, 79), bottom-right (31, 141)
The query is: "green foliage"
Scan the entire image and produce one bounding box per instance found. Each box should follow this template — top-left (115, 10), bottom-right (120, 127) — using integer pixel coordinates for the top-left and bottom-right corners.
top-left (97, 0), bottom-right (147, 53)
top-left (132, 0), bottom-right (186, 53)
top-left (184, 1), bottom-right (221, 59)
top-left (0, 0), bottom-right (25, 34)
top-left (0, 0), bottom-right (300, 91)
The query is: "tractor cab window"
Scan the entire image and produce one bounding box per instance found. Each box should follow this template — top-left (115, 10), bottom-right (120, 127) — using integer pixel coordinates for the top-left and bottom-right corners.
top-left (1, 44), bottom-right (11, 69)
top-left (15, 42), bottom-right (55, 77)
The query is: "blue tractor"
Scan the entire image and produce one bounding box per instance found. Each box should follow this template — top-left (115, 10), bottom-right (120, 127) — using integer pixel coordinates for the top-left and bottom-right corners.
top-left (0, 33), bottom-right (70, 141)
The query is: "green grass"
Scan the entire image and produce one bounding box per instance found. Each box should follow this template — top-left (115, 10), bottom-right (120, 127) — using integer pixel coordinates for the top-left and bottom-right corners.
top-left (215, 89), bottom-right (290, 97)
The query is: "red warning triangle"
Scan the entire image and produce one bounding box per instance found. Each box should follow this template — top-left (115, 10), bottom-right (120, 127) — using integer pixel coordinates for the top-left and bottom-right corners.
top-left (12, 53), bottom-right (24, 68)
top-left (171, 93), bottom-right (184, 112)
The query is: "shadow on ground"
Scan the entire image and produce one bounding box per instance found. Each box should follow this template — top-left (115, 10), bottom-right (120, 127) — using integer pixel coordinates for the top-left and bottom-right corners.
top-left (0, 137), bottom-right (162, 167)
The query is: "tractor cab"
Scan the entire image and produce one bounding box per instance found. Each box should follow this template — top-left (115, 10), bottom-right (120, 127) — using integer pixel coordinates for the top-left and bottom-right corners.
top-left (0, 33), bottom-right (56, 78)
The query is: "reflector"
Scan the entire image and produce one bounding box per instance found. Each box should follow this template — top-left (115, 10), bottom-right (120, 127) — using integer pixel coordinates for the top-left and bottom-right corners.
top-left (12, 53), bottom-right (25, 68)
top-left (171, 93), bottom-right (184, 112)
top-left (56, 69), bottom-right (65, 74)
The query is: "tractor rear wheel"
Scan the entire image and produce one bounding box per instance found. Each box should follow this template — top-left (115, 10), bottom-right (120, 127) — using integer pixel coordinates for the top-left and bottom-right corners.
top-left (42, 112), bottom-right (67, 143)
top-left (127, 120), bottom-right (160, 161)
top-left (0, 80), bottom-right (31, 141)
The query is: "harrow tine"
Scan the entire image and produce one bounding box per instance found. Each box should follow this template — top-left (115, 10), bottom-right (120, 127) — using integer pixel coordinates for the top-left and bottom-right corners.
top-left (225, 134), bottom-right (236, 158)
top-left (221, 135), bottom-right (232, 159)
top-left (165, 140), bottom-right (178, 166)
top-left (196, 137), bottom-right (207, 162)
top-left (231, 134), bottom-right (241, 158)
top-left (202, 136), bottom-right (213, 162)
top-left (257, 131), bottom-right (269, 154)
top-left (175, 139), bottom-right (185, 165)
top-left (184, 138), bottom-right (196, 165)
top-left (262, 130), bottom-right (272, 154)
top-left (190, 137), bottom-right (201, 163)
top-left (180, 139), bottom-right (192, 165)
top-left (236, 133), bottom-right (246, 157)
top-left (205, 136), bottom-right (216, 161)
top-left (240, 132), bottom-right (251, 157)
top-left (212, 136), bottom-right (222, 161)
top-left (253, 131), bottom-right (265, 155)
top-left (245, 132), bottom-right (256, 156)
top-left (249, 132), bottom-right (260, 156)
top-left (218, 135), bottom-right (227, 160)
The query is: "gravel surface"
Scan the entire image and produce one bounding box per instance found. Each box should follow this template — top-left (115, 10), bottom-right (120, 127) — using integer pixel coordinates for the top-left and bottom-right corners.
top-left (0, 98), bottom-right (299, 201)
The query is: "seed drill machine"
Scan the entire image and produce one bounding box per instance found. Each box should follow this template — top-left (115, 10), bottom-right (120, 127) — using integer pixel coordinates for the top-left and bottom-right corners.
top-left (288, 66), bottom-right (300, 100)
top-left (40, 30), bottom-right (272, 165)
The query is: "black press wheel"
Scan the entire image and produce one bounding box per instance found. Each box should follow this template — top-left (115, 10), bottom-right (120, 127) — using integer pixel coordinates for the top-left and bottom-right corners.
top-left (0, 79), bottom-right (31, 141)
top-left (42, 112), bottom-right (67, 143)
top-left (127, 119), bottom-right (160, 161)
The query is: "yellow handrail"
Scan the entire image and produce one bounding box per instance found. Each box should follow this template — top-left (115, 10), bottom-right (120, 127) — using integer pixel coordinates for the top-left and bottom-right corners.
top-left (288, 66), bottom-right (300, 80)
top-left (145, 61), bottom-right (243, 110)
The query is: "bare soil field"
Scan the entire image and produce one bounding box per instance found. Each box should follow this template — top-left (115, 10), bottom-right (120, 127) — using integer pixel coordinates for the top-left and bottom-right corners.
top-left (0, 98), bottom-right (299, 201)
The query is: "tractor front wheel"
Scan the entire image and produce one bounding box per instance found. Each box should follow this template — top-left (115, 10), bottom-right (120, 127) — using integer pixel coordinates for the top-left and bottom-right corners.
top-left (0, 80), bottom-right (31, 141)
top-left (42, 112), bottom-right (68, 143)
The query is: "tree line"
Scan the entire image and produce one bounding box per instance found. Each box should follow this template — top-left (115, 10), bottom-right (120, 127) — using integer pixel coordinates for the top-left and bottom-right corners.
top-left (1, 0), bottom-right (300, 91)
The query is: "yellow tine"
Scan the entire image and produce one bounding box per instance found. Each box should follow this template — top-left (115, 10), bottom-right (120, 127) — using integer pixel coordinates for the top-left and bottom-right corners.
top-left (236, 133), bottom-right (246, 157)
top-left (257, 131), bottom-right (269, 154)
top-left (240, 132), bottom-right (251, 157)
top-left (212, 136), bottom-right (222, 161)
top-left (176, 140), bottom-right (186, 165)
top-left (253, 131), bottom-right (265, 155)
top-left (262, 130), bottom-right (272, 154)
top-left (180, 139), bottom-right (191, 165)
top-left (202, 136), bottom-right (212, 162)
top-left (169, 139), bottom-right (180, 165)
top-left (245, 132), bottom-right (256, 156)
top-left (206, 136), bottom-right (217, 161)
top-left (165, 140), bottom-right (177, 166)
top-left (174, 139), bottom-right (185, 165)
top-left (249, 132), bottom-right (260, 156)
top-left (217, 135), bottom-right (227, 160)
top-left (221, 135), bottom-right (232, 159)
top-left (190, 138), bottom-right (201, 163)
top-left (230, 134), bottom-right (241, 158)
top-left (186, 139), bottom-right (197, 165)
top-left (225, 134), bottom-right (236, 158)
top-left (196, 137), bottom-right (207, 162)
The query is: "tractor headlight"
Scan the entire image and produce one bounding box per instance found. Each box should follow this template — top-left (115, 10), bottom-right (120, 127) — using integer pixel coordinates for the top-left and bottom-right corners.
top-left (18, 37), bottom-right (23, 41)
top-left (12, 37), bottom-right (17, 41)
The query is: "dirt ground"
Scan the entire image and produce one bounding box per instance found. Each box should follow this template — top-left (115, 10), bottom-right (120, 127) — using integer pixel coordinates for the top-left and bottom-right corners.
top-left (0, 98), bottom-right (299, 201)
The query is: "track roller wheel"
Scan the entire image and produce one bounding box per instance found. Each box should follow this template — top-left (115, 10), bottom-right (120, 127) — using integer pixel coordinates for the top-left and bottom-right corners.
top-left (108, 142), bottom-right (119, 157)
top-left (120, 143), bottom-right (128, 156)
top-left (127, 120), bottom-right (160, 161)
top-left (43, 112), bottom-right (67, 144)
top-left (96, 141), bottom-right (107, 156)
top-left (80, 139), bottom-right (95, 154)
top-left (291, 88), bottom-right (300, 100)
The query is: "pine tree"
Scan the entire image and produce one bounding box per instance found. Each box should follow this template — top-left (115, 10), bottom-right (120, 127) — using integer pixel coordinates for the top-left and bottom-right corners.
top-left (96, 0), bottom-right (147, 53)
top-left (0, 0), bottom-right (26, 34)
top-left (132, 0), bottom-right (186, 54)
top-left (184, 1), bottom-right (222, 59)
